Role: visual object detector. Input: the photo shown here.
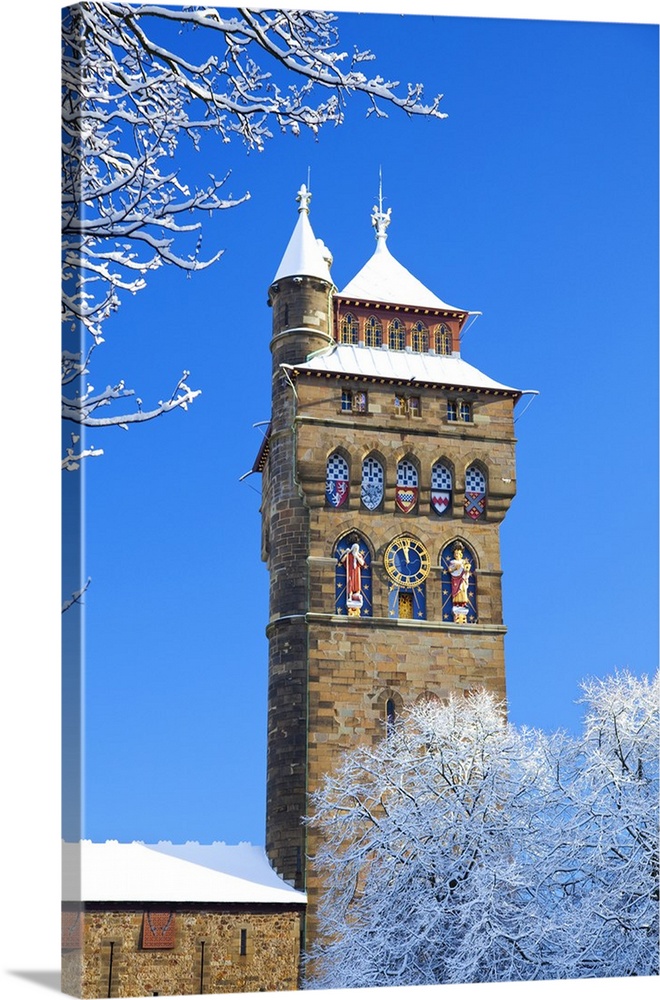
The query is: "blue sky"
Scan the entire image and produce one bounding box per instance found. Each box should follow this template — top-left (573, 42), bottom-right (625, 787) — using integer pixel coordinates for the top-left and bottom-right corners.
top-left (2, 3), bottom-right (658, 998)
top-left (59, 7), bottom-right (659, 848)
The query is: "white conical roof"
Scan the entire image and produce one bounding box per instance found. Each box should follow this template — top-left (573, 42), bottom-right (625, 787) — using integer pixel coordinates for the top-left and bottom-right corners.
top-left (272, 184), bottom-right (333, 284)
top-left (339, 204), bottom-right (464, 312)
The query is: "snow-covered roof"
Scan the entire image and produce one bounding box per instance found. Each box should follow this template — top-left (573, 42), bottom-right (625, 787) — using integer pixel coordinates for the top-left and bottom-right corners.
top-left (272, 183), bottom-right (333, 285)
top-left (338, 203), bottom-right (465, 313)
top-left (62, 841), bottom-right (307, 905)
top-left (288, 343), bottom-right (521, 396)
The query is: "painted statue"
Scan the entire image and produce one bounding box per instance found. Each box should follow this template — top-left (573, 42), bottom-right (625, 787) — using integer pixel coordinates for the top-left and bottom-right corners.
top-left (447, 544), bottom-right (471, 606)
top-left (339, 542), bottom-right (366, 608)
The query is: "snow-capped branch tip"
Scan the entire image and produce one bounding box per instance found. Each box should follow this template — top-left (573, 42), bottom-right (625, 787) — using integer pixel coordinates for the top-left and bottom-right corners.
top-left (62, 372), bottom-right (201, 431)
top-left (62, 577), bottom-right (92, 613)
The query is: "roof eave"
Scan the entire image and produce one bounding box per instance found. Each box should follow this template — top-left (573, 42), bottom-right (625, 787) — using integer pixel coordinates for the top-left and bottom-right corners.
top-left (334, 292), bottom-right (468, 322)
top-left (283, 363), bottom-right (522, 401)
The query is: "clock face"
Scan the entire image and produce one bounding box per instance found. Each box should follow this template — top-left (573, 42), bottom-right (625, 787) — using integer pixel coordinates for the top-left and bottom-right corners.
top-left (384, 536), bottom-right (430, 588)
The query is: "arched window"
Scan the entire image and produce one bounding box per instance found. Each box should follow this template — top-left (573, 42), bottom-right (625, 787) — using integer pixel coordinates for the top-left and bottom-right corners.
top-left (440, 539), bottom-right (478, 624)
top-left (411, 321), bottom-right (429, 353)
top-left (395, 459), bottom-right (418, 513)
top-left (339, 312), bottom-right (359, 344)
top-left (431, 461), bottom-right (452, 516)
top-left (334, 534), bottom-right (372, 617)
top-left (364, 315), bottom-right (383, 348)
top-left (464, 465), bottom-right (486, 520)
top-left (388, 318), bottom-right (406, 351)
top-left (386, 698), bottom-right (396, 736)
top-left (361, 456), bottom-right (384, 511)
top-left (325, 453), bottom-right (349, 508)
top-left (435, 324), bottom-right (452, 355)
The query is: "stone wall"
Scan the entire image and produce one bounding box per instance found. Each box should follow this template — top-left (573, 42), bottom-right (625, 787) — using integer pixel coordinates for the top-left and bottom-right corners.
top-left (62, 904), bottom-right (303, 998)
top-left (290, 370), bottom-right (517, 943)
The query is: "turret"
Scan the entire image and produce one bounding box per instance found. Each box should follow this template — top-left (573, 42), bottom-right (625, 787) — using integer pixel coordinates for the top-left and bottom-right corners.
top-left (267, 184), bottom-right (335, 372)
top-left (263, 186), bottom-right (334, 893)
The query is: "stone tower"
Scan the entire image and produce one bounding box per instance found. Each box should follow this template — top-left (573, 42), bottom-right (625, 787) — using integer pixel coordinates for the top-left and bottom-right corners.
top-left (256, 185), bottom-right (526, 948)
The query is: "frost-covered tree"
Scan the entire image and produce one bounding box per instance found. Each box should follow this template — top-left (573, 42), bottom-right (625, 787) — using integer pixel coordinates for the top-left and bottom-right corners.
top-left (62, 3), bottom-right (446, 449)
top-left (307, 672), bottom-right (658, 988)
top-left (564, 671), bottom-right (660, 977)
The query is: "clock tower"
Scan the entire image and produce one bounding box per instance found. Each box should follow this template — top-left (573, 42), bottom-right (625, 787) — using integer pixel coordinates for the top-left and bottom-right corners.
top-left (256, 185), bottom-right (527, 947)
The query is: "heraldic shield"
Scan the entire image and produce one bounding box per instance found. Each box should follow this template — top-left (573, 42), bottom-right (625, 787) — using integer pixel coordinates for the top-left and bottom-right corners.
top-left (326, 478), bottom-right (349, 508)
top-left (395, 486), bottom-right (418, 513)
top-left (326, 453), bottom-right (350, 508)
top-left (431, 490), bottom-right (451, 516)
top-left (464, 491), bottom-right (485, 519)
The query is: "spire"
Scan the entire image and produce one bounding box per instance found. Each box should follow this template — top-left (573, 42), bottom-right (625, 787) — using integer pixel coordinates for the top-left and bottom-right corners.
top-left (339, 190), bottom-right (463, 312)
top-left (272, 184), bottom-right (333, 285)
top-left (371, 167), bottom-right (391, 242)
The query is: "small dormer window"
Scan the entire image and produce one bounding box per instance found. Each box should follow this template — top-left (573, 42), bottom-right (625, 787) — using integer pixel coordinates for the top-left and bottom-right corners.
top-left (435, 324), bottom-right (452, 355)
top-left (340, 313), bottom-right (359, 344)
top-left (365, 315), bottom-right (383, 348)
top-left (411, 321), bottom-right (428, 353)
top-left (388, 319), bottom-right (405, 351)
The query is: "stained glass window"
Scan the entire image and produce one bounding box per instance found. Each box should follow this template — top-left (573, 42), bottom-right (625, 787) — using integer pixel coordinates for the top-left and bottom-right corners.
top-left (340, 312), bottom-right (359, 344)
top-left (341, 389), bottom-right (368, 413)
top-left (365, 315), bottom-right (383, 347)
top-left (411, 321), bottom-right (429, 353)
top-left (354, 391), bottom-right (367, 412)
top-left (388, 319), bottom-right (406, 351)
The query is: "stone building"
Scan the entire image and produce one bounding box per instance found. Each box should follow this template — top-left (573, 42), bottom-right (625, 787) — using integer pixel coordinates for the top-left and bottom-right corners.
top-left (258, 185), bottom-right (531, 948)
top-left (62, 841), bottom-right (305, 997)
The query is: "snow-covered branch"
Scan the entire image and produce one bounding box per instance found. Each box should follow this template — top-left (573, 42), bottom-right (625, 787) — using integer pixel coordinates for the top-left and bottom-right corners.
top-left (62, 577), bottom-right (92, 612)
top-left (62, 4), bottom-right (446, 448)
top-left (62, 371), bottom-right (202, 432)
top-left (62, 433), bottom-right (104, 471)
